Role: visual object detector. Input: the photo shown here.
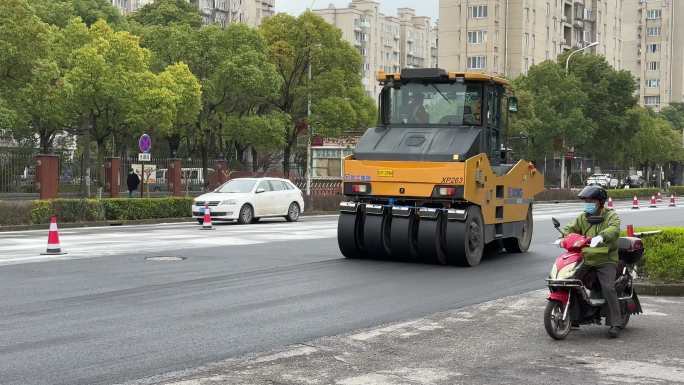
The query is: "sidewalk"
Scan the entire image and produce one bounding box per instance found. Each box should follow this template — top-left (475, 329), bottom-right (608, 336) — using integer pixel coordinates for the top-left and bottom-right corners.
top-left (135, 291), bottom-right (684, 385)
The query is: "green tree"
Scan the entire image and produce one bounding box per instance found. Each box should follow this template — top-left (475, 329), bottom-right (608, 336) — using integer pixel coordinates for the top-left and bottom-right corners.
top-left (511, 61), bottom-right (592, 164)
top-left (63, 20), bottom-right (155, 188)
top-left (128, 0), bottom-right (202, 28)
top-left (558, 52), bottom-right (637, 163)
top-left (14, 60), bottom-right (71, 152)
top-left (260, 11), bottom-right (376, 176)
top-left (29, 0), bottom-right (124, 27)
top-left (627, 107), bottom-right (684, 185)
top-left (155, 62), bottom-right (202, 156)
top-left (0, 0), bottom-right (51, 90)
top-left (139, 22), bottom-right (281, 184)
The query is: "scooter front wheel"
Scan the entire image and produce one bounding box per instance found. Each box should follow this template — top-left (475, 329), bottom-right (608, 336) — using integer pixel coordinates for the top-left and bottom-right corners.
top-left (544, 300), bottom-right (571, 340)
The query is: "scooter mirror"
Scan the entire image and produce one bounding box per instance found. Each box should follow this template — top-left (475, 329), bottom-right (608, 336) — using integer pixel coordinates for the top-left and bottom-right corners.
top-left (552, 217), bottom-right (561, 228)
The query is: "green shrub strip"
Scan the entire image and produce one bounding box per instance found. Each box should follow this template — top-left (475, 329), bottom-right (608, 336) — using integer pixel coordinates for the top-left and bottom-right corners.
top-left (621, 227), bottom-right (684, 284)
top-left (24, 197), bottom-right (194, 225)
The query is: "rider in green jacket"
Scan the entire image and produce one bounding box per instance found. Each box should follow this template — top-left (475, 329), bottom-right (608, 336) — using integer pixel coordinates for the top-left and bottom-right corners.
top-left (562, 185), bottom-right (623, 338)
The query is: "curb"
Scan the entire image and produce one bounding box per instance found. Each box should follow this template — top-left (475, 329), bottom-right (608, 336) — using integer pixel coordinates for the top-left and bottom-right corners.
top-left (0, 217), bottom-right (195, 232)
top-left (634, 281), bottom-right (684, 296)
top-left (0, 212), bottom-right (337, 232)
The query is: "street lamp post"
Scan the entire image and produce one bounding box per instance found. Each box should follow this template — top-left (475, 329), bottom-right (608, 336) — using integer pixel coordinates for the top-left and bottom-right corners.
top-left (560, 41), bottom-right (599, 189)
top-left (305, 1), bottom-right (317, 197)
top-left (306, 59), bottom-right (312, 197)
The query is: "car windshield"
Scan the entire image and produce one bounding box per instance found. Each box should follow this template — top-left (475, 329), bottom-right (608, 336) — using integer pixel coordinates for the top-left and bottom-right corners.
top-left (216, 179), bottom-right (256, 193)
top-left (385, 82), bottom-right (483, 126)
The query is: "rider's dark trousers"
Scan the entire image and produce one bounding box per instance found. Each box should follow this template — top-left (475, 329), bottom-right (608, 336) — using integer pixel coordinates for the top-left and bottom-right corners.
top-left (595, 263), bottom-right (622, 327)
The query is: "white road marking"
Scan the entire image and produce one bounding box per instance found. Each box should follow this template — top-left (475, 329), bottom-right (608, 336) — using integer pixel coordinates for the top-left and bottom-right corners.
top-left (0, 221), bottom-right (338, 266)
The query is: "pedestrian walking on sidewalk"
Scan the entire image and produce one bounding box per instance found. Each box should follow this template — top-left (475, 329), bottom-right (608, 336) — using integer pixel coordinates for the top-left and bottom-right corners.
top-left (127, 168), bottom-right (140, 198)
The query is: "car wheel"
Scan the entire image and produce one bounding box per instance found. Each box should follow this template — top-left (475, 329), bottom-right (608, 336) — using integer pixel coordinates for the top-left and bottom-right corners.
top-left (237, 204), bottom-right (253, 225)
top-left (197, 218), bottom-right (203, 225)
top-left (285, 202), bottom-right (300, 222)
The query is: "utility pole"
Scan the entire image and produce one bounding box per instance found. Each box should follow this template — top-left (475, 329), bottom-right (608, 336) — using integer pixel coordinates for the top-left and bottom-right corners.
top-left (561, 41), bottom-right (598, 189)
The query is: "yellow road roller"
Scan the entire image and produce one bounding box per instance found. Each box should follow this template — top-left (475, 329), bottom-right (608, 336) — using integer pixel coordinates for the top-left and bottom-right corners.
top-left (337, 68), bottom-right (544, 266)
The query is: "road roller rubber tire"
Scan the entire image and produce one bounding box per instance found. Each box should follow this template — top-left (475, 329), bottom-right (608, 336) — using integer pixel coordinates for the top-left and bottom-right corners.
top-left (389, 215), bottom-right (419, 262)
top-left (445, 206), bottom-right (485, 267)
top-left (338, 211), bottom-right (365, 258)
top-left (503, 205), bottom-right (533, 253)
top-left (363, 212), bottom-right (391, 259)
top-left (416, 213), bottom-right (448, 265)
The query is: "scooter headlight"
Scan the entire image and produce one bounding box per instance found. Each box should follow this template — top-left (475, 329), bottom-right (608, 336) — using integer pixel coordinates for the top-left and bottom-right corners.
top-left (557, 262), bottom-right (578, 279)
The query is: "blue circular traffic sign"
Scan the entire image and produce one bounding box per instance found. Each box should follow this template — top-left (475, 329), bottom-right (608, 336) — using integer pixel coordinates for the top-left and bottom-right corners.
top-left (138, 134), bottom-right (152, 153)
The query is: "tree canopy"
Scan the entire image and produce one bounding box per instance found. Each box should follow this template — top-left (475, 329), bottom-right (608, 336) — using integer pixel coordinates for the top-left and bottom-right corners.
top-left (128, 0), bottom-right (202, 28)
top-left (260, 11), bottom-right (377, 175)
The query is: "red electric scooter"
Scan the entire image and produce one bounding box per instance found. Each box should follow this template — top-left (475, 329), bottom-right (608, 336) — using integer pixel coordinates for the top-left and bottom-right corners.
top-left (544, 218), bottom-right (644, 340)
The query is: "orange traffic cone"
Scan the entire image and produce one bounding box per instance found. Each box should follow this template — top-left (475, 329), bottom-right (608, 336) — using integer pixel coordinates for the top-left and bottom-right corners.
top-left (670, 194), bottom-right (677, 207)
top-left (656, 191), bottom-right (663, 203)
top-left (200, 204), bottom-right (214, 230)
top-left (41, 216), bottom-right (67, 255)
top-left (649, 195), bottom-right (657, 208)
top-left (607, 197), bottom-right (614, 209)
top-left (632, 196), bottom-right (640, 209)
top-left (626, 224), bottom-right (635, 237)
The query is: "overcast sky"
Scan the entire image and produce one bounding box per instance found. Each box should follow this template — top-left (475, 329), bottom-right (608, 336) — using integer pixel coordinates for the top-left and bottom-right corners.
top-left (275, 0), bottom-right (438, 21)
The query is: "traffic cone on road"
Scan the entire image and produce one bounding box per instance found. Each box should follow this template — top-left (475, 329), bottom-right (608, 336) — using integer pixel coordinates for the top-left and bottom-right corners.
top-left (200, 204), bottom-right (214, 230)
top-left (41, 216), bottom-right (67, 255)
top-left (649, 195), bottom-right (657, 208)
top-left (607, 197), bottom-right (614, 210)
top-left (656, 192), bottom-right (663, 203)
top-left (670, 194), bottom-right (677, 207)
top-left (632, 196), bottom-right (640, 209)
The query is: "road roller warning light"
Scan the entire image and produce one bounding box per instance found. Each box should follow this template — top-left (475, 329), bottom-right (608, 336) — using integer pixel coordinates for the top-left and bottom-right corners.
top-left (439, 187), bottom-right (458, 196)
top-left (337, 68), bottom-right (544, 266)
top-left (351, 184), bottom-right (368, 193)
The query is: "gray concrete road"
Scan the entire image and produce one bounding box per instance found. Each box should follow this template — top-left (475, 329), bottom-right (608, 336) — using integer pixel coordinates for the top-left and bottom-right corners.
top-left (0, 202), bottom-right (682, 385)
top-left (140, 291), bottom-right (684, 385)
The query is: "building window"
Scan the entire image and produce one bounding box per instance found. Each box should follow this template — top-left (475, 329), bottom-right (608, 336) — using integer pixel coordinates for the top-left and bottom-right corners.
top-left (468, 30), bottom-right (487, 44)
top-left (649, 61), bottom-right (660, 71)
top-left (646, 79), bottom-right (660, 88)
top-left (524, 58), bottom-right (529, 72)
top-left (644, 96), bottom-right (660, 106)
top-left (523, 33), bottom-right (529, 49)
top-left (546, 2), bottom-right (550, 16)
top-left (469, 5), bottom-right (488, 18)
top-left (647, 44), bottom-right (659, 53)
top-left (467, 56), bottom-right (487, 69)
top-left (647, 27), bottom-right (661, 36)
top-left (646, 9), bottom-right (662, 19)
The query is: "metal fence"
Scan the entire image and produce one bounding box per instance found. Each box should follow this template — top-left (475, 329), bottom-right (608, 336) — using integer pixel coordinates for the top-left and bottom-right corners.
top-left (0, 149), bottom-right (36, 193)
top-left (120, 155), bottom-right (206, 195)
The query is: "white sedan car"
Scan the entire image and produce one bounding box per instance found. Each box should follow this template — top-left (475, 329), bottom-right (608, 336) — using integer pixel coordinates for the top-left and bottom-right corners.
top-left (192, 178), bottom-right (304, 224)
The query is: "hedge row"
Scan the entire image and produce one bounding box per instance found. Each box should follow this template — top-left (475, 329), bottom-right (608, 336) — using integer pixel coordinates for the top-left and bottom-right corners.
top-left (669, 185), bottom-right (684, 196)
top-left (0, 198), bottom-right (193, 226)
top-left (627, 227), bottom-right (684, 283)
top-left (606, 188), bottom-right (662, 200)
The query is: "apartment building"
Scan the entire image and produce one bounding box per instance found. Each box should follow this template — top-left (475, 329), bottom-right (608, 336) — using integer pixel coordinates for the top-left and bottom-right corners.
top-left (314, 1), bottom-right (438, 97)
top-left (622, 0), bottom-right (684, 110)
top-left (439, 0), bottom-right (623, 78)
top-left (111, 0), bottom-right (274, 27)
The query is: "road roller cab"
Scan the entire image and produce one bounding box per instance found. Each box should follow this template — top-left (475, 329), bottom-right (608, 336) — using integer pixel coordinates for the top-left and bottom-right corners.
top-left (338, 68), bottom-right (544, 266)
